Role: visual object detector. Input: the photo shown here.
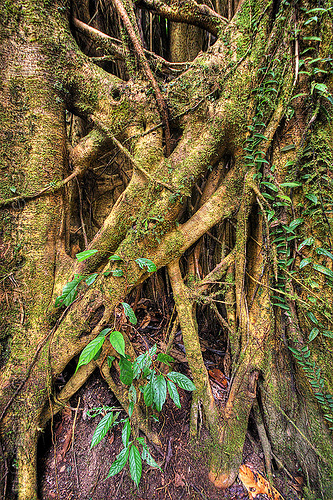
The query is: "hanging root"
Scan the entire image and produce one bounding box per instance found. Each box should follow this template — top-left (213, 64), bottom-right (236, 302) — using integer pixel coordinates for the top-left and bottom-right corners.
top-left (167, 259), bottom-right (221, 440)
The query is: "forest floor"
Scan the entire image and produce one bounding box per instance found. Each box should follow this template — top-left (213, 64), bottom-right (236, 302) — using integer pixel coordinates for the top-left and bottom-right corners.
top-left (39, 298), bottom-right (304, 500)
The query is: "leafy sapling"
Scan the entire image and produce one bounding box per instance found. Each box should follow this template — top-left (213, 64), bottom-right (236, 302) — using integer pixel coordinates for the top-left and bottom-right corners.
top-left (80, 327), bottom-right (195, 486)
top-left (62, 252), bottom-right (196, 486)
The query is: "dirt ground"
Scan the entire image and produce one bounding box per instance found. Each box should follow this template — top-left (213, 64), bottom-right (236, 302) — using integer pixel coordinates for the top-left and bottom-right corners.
top-left (39, 298), bottom-right (304, 500)
top-left (39, 373), bottom-right (303, 500)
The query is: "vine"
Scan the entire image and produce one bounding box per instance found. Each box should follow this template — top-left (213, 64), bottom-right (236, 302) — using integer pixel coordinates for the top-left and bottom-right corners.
top-left (248, 2), bottom-right (333, 429)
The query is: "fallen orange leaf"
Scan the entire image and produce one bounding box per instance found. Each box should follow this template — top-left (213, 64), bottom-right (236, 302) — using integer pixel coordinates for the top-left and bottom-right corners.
top-left (238, 464), bottom-right (285, 500)
top-left (209, 368), bottom-right (228, 388)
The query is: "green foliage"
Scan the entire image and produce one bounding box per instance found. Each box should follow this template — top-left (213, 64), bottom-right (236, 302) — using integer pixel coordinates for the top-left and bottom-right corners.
top-left (84, 330), bottom-right (195, 486)
top-left (76, 249), bottom-right (98, 262)
top-left (109, 331), bottom-right (125, 357)
top-left (250, 16), bottom-right (333, 432)
top-left (289, 346), bottom-right (333, 428)
top-left (122, 302), bottom-right (137, 325)
top-left (58, 252), bottom-right (194, 486)
top-left (90, 411), bottom-right (120, 448)
top-left (55, 274), bottom-right (83, 307)
top-left (75, 329), bottom-right (110, 373)
top-left (135, 257), bottom-right (157, 272)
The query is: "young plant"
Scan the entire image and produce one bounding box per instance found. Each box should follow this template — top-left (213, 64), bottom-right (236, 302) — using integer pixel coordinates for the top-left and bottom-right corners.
top-left (59, 251), bottom-right (196, 486)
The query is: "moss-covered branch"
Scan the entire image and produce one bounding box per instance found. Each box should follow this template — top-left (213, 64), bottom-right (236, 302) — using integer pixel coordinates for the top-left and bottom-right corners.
top-left (136, 0), bottom-right (227, 36)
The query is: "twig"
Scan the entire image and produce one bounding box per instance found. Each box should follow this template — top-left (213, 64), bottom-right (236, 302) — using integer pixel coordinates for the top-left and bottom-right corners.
top-left (76, 179), bottom-right (88, 248)
top-left (94, 118), bottom-right (175, 191)
top-left (71, 397), bottom-right (81, 450)
top-left (73, 450), bottom-right (80, 490)
top-left (0, 170), bottom-right (79, 208)
top-left (72, 398), bottom-right (81, 490)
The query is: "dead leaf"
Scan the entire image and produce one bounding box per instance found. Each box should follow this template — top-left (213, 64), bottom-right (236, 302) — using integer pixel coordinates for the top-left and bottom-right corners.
top-left (108, 432), bottom-right (114, 445)
top-left (239, 464), bottom-right (285, 500)
top-left (59, 427), bottom-right (73, 461)
top-left (292, 475), bottom-right (304, 492)
top-left (209, 368), bottom-right (228, 388)
top-left (174, 472), bottom-right (185, 487)
top-left (140, 313), bottom-right (151, 329)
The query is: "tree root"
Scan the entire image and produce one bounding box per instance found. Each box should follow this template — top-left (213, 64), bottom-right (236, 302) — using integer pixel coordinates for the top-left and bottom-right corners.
top-left (167, 259), bottom-right (221, 439)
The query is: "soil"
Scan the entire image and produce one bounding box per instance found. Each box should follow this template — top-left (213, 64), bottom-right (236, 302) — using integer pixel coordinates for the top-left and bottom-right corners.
top-left (39, 298), bottom-right (304, 500)
top-left (39, 374), bottom-right (303, 500)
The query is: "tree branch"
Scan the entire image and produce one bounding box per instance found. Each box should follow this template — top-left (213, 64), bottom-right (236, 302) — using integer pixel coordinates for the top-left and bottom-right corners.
top-left (135, 0), bottom-right (227, 37)
top-left (73, 17), bottom-right (189, 71)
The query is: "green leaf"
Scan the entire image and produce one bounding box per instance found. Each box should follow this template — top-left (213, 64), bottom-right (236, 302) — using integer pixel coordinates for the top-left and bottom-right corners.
top-left (144, 380), bottom-right (154, 407)
top-left (55, 275), bottom-right (83, 307)
top-left (157, 353), bottom-right (175, 367)
top-left (289, 347), bottom-right (301, 356)
top-left (128, 401), bottom-right (134, 418)
top-left (129, 445), bottom-right (142, 487)
top-left (323, 330), bottom-right (333, 338)
top-left (253, 133), bottom-right (269, 140)
top-left (309, 327), bottom-right (320, 342)
top-left (112, 269), bottom-right (124, 277)
top-left (122, 302), bottom-right (137, 325)
top-left (167, 372), bottom-right (196, 391)
top-left (299, 237), bottom-right (314, 251)
top-left (291, 93), bottom-right (308, 100)
top-left (303, 36), bottom-right (322, 42)
top-left (260, 181), bottom-right (278, 192)
top-left (167, 380), bottom-right (181, 409)
top-left (129, 384), bottom-right (137, 403)
top-left (85, 273), bottom-right (98, 286)
top-left (122, 419), bottom-right (131, 447)
top-left (107, 356), bottom-right (115, 368)
top-left (313, 263), bottom-right (333, 279)
top-left (272, 303), bottom-right (289, 310)
top-left (306, 194), bottom-right (318, 204)
top-left (277, 194), bottom-right (292, 203)
top-left (288, 218), bottom-right (304, 232)
top-left (307, 311), bottom-right (318, 324)
top-left (109, 331), bottom-right (126, 357)
top-left (262, 193), bottom-right (275, 200)
top-left (100, 328), bottom-right (111, 337)
top-left (316, 248), bottom-right (333, 260)
top-left (91, 411), bottom-right (119, 448)
top-left (300, 258), bottom-right (312, 269)
top-left (135, 258), bottom-right (157, 273)
top-left (306, 7), bottom-right (328, 13)
top-left (267, 210), bottom-right (275, 222)
top-left (281, 145), bottom-right (296, 152)
top-left (119, 356), bottom-right (134, 386)
top-left (75, 334), bottom-right (106, 373)
top-left (280, 182), bottom-right (302, 188)
top-left (140, 441), bottom-right (162, 470)
top-left (255, 158), bottom-right (270, 164)
top-left (76, 249), bottom-right (98, 262)
top-left (311, 82), bottom-right (327, 95)
top-left (107, 446), bottom-right (130, 478)
top-left (109, 254), bottom-right (122, 261)
top-left (153, 374), bottom-right (167, 412)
